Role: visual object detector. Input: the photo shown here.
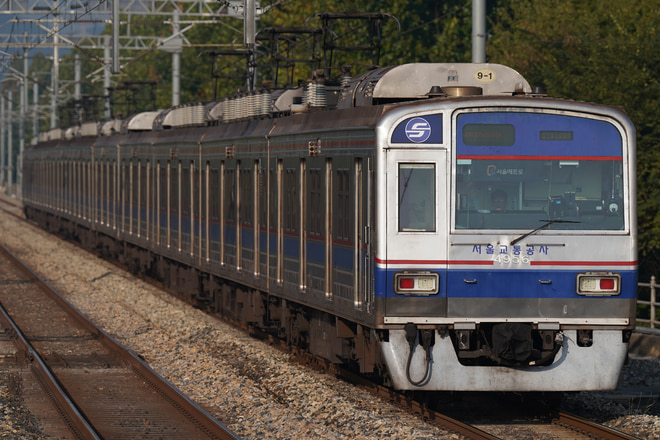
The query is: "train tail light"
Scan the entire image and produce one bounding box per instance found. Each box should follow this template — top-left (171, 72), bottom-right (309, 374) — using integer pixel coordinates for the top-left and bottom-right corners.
top-left (394, 271), bottom-right (439, 296)
top-left (576, 272), bottom-right (621, 296)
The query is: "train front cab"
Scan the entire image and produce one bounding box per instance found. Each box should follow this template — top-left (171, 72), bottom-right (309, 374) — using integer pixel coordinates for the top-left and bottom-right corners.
top-left (376, 102), bottom-right (637, 391)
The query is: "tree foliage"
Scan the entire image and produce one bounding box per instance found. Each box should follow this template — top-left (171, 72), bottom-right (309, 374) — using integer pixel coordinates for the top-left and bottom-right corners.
top-left (263, 0), bottom-right (473, 74)
top-left (487, 0), bottom-right (660, 278)
top-left (13, 0), bottom-right (660, 276)
top-left (85, 0), bottom-right (474, 104)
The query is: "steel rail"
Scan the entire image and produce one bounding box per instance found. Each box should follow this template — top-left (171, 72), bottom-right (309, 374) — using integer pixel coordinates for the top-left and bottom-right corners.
top-left (0, 197), bottom-right (642, 440)
top-left (0, 242), bottom-right (242, 440)
top-left (555, 412), bottom-right (641, 440)
top-left (0, 293), bottom-right (101, 440)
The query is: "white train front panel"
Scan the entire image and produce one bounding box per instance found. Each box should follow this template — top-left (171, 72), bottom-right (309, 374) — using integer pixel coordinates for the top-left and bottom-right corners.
top-left (376, 100), bottom-right (637, 390)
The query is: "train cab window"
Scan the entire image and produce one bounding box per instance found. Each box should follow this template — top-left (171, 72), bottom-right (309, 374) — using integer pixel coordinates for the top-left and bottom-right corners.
top-left (455, 112), bottom-right (626, 231)
top-left (399, 163), bottom-right (436, 232)
top-left (455, 159), bottom-right (625, 230)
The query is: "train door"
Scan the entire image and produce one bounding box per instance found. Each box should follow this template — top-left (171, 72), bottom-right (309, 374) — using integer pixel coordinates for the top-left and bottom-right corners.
top-left (385, 149), bottom-right (448, 318)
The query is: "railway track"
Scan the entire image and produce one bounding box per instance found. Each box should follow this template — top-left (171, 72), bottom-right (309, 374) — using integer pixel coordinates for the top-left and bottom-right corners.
top-left (0, 241), bottom-right (240, 440)
top-left (257, 329), bottom-right (642, 440)
top-left (0, 194), bottom-right (648, 439)
top-left (473, 410), bottom-right (641, 439)
top-left (0, 193), bottom-right (24, 219)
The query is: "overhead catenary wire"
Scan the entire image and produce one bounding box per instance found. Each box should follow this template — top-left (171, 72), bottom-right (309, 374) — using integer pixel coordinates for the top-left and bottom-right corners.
top-left (0, 0), bottom-right (109, 78)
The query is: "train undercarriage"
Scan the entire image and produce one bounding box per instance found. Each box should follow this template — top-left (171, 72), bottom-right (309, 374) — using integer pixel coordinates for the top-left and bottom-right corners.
top-left (26, 207), bottom-right (384, 378)
top-left (25, 206), bottom-right (632, 391)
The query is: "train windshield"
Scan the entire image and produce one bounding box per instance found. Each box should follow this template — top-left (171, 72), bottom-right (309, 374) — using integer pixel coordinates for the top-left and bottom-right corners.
top-left (454, 111), bottom-right (625, 231)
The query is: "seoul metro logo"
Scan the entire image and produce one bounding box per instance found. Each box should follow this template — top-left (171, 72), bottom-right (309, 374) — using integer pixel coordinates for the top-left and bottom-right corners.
top-left (404, 117), bottom-right (432, 142)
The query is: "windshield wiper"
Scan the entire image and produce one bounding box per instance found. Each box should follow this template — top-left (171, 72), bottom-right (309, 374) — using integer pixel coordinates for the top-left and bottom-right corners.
top-left (510, 219), bottom-right (581, 246)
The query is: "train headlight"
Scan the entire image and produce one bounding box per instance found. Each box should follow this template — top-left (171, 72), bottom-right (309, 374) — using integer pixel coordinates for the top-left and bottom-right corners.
top-left (394, 271), bottom-right (439, 296)
top-left (576, 272), bottom-right (621, 296)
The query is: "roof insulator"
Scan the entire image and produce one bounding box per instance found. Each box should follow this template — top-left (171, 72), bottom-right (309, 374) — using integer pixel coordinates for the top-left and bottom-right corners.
top-left (427, 86), bottom-right (446, 98)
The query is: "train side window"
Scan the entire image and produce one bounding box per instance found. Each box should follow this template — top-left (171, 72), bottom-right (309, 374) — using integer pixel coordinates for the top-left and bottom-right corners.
top-left (210, 165), bottom-right (220, 220)
top-left (399, 163), bottom-right (436, 232)
top-left (284, 168), bottom-right (297, 232)
top-left (181, 162), bottom-right (191, 217)
top-left (240, 166), bottom-right (253, 226)
top-left (336, 169), bottom-right (351, 240)
top-left (309, 168), bottom-right (322, 237)
top-left (159, 161), bottom-right (166, 219)
top-left (269, 167), bottom-right (277, 231)
top-left (258, 165), bottom-right (266, 229)
top-left (170, 160), bottom-right (179, 216)
top-left (226, 167), bottom-right (236, 223)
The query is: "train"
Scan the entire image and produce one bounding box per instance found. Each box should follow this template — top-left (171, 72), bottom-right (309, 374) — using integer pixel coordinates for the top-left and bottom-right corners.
top-left (21, 62), bottom-right (637, 391)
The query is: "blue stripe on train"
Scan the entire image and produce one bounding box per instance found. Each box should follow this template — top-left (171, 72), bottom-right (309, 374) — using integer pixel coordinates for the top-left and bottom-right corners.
top-left (374, 266), bottom-right (637, 299)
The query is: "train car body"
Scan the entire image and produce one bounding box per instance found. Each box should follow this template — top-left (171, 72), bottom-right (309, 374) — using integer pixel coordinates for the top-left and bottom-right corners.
top-left (22, 63), bottom-right (637, 391)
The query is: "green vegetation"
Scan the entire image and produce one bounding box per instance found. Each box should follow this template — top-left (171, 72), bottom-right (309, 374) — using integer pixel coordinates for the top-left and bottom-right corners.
top-left (486, 0), bottom-right (660, 280)
top-left (4, 0), bottom-right (660, 278)
top-left (100, 0), bottom-right (475, 104)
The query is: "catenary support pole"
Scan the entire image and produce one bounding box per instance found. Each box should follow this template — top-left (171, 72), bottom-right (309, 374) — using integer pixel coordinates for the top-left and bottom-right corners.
top-left (32, 78), bottom-right (39, 141)
top-left (172, 8), bottom-right (181, 106)
top-left (0, 94), bottom-right (4, 189)
top-left (245, 0), bottom-right (256, 91)
top-left (112, 0), bottom-right (120, 73)
top-left (51, 0), bottom-right (60, 129)
top-left (19, 63), bottom-right (25, 200)
top-left (104, 35), bottom-right (112, 119)
top-left (472, 0), bottom-right (486, 63)
top-left (7, 91), bottom-right (12, 196)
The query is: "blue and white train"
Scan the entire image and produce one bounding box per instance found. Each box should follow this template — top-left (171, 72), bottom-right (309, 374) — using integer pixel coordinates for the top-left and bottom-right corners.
top-left (22, 63), bottom-right (637, 391)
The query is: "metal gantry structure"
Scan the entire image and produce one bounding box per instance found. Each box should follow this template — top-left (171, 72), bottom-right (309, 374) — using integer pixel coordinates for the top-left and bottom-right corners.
top-left (0, 1), bottom-right (474, 199)
top-left (0, 1), bottom-right (398, 198)
top-left (0, 0), bottom-right (260, 196)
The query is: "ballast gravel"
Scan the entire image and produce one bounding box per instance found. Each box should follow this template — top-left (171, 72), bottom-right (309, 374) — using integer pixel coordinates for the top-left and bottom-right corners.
top-left (0, 211), bottom-right (459, 439)
top-left (0, 209), bottom-right (658, 439)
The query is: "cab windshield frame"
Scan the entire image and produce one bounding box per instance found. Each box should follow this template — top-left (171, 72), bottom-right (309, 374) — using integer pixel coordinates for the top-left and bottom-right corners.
top-left (452, 109), bottom-right (627, 233)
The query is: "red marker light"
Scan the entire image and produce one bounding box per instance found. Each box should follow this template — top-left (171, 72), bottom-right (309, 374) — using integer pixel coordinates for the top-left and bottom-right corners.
top-left (600, 278), bottom-right (615, 290)
top-left (399, 278), bottom-right (415, 289)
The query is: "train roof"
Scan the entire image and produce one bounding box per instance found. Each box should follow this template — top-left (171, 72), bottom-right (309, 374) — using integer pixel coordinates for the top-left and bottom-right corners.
top-left (338, 63), bottom-right (532, 108)
top-left (35, 63), bottom-right (535, 144)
